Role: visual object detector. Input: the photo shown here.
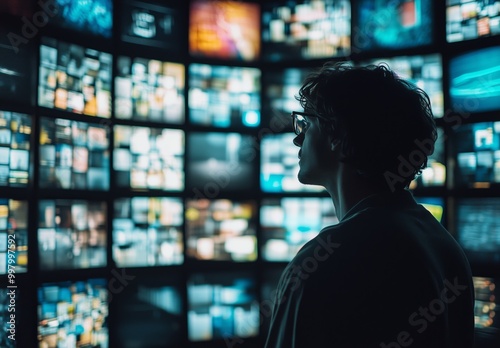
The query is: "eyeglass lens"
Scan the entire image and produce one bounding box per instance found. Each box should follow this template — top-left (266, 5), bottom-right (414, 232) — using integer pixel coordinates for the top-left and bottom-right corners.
top-left (294, 115), bottom-right (306, 134)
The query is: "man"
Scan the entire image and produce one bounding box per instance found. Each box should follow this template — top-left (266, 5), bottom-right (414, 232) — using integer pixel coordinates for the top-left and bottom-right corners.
top-left (264, 62), bottom-right (475, 348)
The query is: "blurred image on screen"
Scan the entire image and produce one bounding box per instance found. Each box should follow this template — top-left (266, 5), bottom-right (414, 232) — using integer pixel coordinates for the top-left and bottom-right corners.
top-left (113, 273), bottom-right (183, 347)
top-left (262, 67), bottom-right (314, 129)
top-left (39, 117), bottom-right (110, 190)
top-left (38, 37), bottom-right (112, 118)
top-left (453, 122), bottom-right (500, 187)
top-left (473, 277), bottom-right (499, 330)
top-left (38, 200), bottom-right (107, 270)
top-left (188, 272), bottom-right (259, 341)
top-left (260, 197), bottom-right (338, 261)
top-left (0, 111), bottom-right (31, 187)
top-left (115, 56), bottom-right (184, 123)
top-left (113, 197), bottom-right (183, 267)
top-left (189, 0), bottom-right (261, 61)
top-left (261, 0), bottom-right (351, 61)
top-left (114, 125), bottom-right (184, 191)
top-left (261, 133), bottom-right (324, 192)
top-left (356, 0), bottom-right (433, 51)
top-left (410, 127), bottom-right (446, 189)
top-left (185, 199), bottom-right (257, 262)
top-left (414, 197), bottom-right (444, 223)
top-left (447, 0), bottom-right (500, 42)
top-left (456, 198), bottom-right (500, 265)
top-left (0, 199), bottom-right (28, 274)
top-left (449, 46), bottom-right (500, 114)
top-left (189, 63), bottom-right (261, 128)
top-left (52, 0), bottom-right (113, 38)
top-left (38, 279), bottom-right (108, 347)
top-left (121, 0), bottom-right (183, 50)
top-left (0, 24), bottom-right (34, 105)
top-left (187, 132), bottom-right (256, 192)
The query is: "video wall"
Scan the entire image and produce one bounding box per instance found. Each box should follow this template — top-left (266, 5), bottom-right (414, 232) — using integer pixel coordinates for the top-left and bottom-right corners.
top-left (1, 0), bottom-right (499, 347)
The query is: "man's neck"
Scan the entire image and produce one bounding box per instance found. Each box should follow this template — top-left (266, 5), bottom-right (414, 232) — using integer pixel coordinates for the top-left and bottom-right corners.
top-left (325, 167), bottom-right (385, 221)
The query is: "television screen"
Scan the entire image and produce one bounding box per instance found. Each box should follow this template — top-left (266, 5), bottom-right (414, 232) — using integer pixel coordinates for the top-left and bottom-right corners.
top-left (261, 0), bottom-right (351, 61)
top-left (38, 37), bottom-right (112, 118)
top-left (38, 199), bottom-right (107, 270)
top-left (185, 199), bottom-right (257, 262)
top-left (414, 197), bottom-right (444, 223)
top-left (410, 127), bottom-right (446, 189)
top-left (189, 0), bottom-right (261, 61)
top-left (187, 272), bottom-right (259, 341)
top-left (189, 63), bottom-right (261, 128)
top-left (113, 197), bottom-right (183, 267)
top-left (39, 117), bottom-right (110, 190)
top-left (51, 0), bottom-right (113, 38)
top-left (0, 23), bottom-right (34, 105)
top-left (262, 67), bottom-right (314, 130)
top-left (447, 0), bottom-right (500, 42)
top-left (112, 272), bottom-right (183, 347)
top-left (361, 54), bottom-right (444, 118)
top-left (0, 199), bottom-right (28, 274)
top-left (0, 111), bottom-right (31, 187)
top-left (260, 197), bottom-right (338, 261)
top-left (261, 133), bottom-right (324, 192)
top-left (115, 56), bottom-right (185, 123)
top-left (456, 198), bottom-right (500, 265)
top-left (355, 0), bottom-right (433, 51)
top-left (121, 0), bottom-right (184, 50)
top-left (114, 125), bottom-right (184, 191)
top-left (453, 121), bottom-right (500, 187)
top-left (38, 279), bottom-right (108, 347)
top-left (187, 132), bottom-right (256, 192)
top-left (449, 46), bottom-right (500, 114)
top-left (473, 277), bottom-right (499, 330)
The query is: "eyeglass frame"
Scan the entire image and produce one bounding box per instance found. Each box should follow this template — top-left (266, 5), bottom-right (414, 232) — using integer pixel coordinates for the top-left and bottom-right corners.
top-left (290, 111), bottom-right (330, 135)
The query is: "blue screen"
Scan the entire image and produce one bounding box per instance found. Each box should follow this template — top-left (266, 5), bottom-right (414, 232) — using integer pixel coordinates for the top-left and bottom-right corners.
top-left (456, 198), bottom-right (500, 265)
top-left (356, 0), bottom-right (433, 51)
top-left (188, 272), bottom-right (259, 341)
top-left (53, 0), bottom-right (113, 38)
top-left (454, 122), bottom-right (500, 187)
top-left (449, 46), bottom-right (500, 114)
top-left (188, 64), bottom-right (261, 128)
top-left (260, 197), bottom-right (338, 261)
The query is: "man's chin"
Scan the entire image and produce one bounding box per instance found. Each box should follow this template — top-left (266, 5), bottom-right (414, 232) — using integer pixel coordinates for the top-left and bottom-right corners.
top-left (297, 170), bottom-right (316, 186)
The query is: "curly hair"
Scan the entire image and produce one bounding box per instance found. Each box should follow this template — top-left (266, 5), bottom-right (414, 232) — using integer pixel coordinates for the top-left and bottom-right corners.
top-left (296, 61), bottom-right (437, 191)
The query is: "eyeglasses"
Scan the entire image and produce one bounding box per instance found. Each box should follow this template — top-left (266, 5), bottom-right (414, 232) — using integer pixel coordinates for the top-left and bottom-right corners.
top-left (290, 111), bottom-right (323, 135)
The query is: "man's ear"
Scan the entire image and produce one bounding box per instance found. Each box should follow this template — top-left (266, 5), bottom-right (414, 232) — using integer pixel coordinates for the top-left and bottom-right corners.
top-left (329, 138), bottom-right (340, 151)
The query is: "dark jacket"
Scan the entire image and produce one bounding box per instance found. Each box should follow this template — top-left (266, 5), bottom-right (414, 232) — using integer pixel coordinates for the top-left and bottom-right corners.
top-left (265, 190), bottom-right (475, 348)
